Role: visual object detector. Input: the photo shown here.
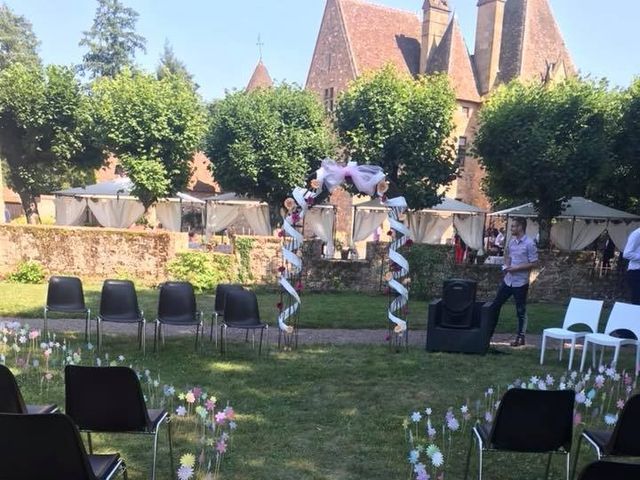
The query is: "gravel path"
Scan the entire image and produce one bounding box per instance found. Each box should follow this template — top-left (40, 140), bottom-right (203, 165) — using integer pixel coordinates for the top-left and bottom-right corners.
top-left (1, 316), bottom-right (545, 349)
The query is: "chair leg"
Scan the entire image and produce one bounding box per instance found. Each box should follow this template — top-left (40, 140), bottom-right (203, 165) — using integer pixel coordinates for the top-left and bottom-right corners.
top-left (97, 319), bottom-right (102, 354)
top-left (463, 432), bottom-right (474, 480)
top-left (258, 328), bottom-right (264, 356)
top-left (612, 345), bottom-right (621, 367)
top-left (85, 309), bottom-right (90, 343)
top-left (245, 329), bottom-right (249, 342)
top-left (540, 333), bottom-right (547, 365)
top-left (559, 339), bottom-right (564, 361)
top-left (154, 321), bottom-right (159, 353)
top-left (195, 324), bottom-right (200, 351)
top-left (167, 418), bottom-right (175, 478)
top-left (477, 439), bottom-right (483, 480)
top-left (87, 432), bottom-right (93, 454)
top-left (43, 308), bottom-right (48, 340)
top-left (568, 339), bottom-right (576, 371)
top-left (140, 320), bottom-right (146, 355)
top-left (565, 453), bottom-right (571, 480)
top-left (151, 429), bottom-right (159, 480)
top-left (121, 461), bottom-right (128, 480)
top-left (544, 452), bottom-right (552, 480)
top-left (580, 340), bottom-right (589, 372)
top-left (571, 436), bottom-right (583, 480)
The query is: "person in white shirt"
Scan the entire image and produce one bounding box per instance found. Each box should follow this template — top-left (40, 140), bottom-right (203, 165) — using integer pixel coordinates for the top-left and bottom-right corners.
top-left (623, 227), bottom-right (640, 305)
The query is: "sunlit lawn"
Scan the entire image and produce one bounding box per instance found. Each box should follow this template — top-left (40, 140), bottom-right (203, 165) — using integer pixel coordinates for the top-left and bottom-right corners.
top-left (11, 335), bottom-right (635, 480)
top-left (0, 282), bottom-right (572, 333)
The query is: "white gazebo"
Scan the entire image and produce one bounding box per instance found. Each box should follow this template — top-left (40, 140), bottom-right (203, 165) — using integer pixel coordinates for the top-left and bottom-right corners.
top-left (203, 193), bottom-right (272, 236)
top-left (54, 177), bottom-right (205, 230)
top-left (490, 197), bottom-right (640, 251)
top-left (353, 197), bottom-right (486, 253)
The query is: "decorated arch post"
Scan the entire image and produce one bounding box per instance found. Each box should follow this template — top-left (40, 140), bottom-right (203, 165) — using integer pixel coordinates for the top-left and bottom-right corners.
top-left (276, 159), bottom-right (411, 350)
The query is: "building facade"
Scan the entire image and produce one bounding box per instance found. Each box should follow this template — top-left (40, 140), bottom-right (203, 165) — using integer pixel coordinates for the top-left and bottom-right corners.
top-left (306, 0), bottom-right (575, 216)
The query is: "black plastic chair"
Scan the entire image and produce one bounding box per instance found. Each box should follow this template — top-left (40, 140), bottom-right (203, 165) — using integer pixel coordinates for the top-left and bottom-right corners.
top-left (97, 280), bottom-right (145, 354)
top-left (572, 393), bottom-right (640, 478)
top-left (65, 365), bottom-right (173, 480)
top-left (0, 412), bottom-right (127, 480)
top-left (464, 388), bottom-right (576, 480)
top-left (211, 284), bottom-right (245, 344)
top-left (154, 281), bottom-right (203, 352)
top-left (0, 364), bottom-right (58, 414)
top-left (220, 289), bottom-right (268, 355)
top-left (577, 460), bottom-right (640, 480)
top-left (44, 276), bottom-right (91, 342)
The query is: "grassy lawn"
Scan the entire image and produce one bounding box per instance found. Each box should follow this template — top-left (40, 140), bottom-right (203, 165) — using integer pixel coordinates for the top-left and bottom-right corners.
top-left (0, 281), bottom-right (573, 333)
top-left (9, 335), bottom-right (636, 480)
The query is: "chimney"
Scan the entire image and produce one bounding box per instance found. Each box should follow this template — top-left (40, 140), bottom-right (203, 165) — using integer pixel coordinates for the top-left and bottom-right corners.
top-left (474, 0), bottom-right (506, 95)
top-left (420, 0), bottom-right (451, 74)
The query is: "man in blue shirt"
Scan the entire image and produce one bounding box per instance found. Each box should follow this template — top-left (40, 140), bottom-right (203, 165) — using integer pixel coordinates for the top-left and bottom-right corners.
top-left (623, 226), bottom-right (640, 305)
top-left (492, 217), bottom-right (539, 347)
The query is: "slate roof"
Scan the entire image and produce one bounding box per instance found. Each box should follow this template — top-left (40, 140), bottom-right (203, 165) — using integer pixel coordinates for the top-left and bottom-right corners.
top-left (426, 18), bottom-right (481, 102)
top-left (338, 0), bottom-right (421, 76)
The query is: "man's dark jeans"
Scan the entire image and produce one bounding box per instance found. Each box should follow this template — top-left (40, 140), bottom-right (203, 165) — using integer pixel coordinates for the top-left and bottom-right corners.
top-left (492, 282), bottom-right (529, 336)
top-left (628, 269), bottom-right (640, 305)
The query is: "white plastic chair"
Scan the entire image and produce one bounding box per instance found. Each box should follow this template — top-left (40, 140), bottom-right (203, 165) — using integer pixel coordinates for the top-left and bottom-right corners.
top-left (540, 298), bottom-right (604, 370)
top-left (579, 302), bottom-right (640, 374)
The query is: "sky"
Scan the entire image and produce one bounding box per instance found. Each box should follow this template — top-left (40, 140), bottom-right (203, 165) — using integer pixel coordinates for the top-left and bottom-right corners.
top-left (5, 0), bottom-right (640, 101)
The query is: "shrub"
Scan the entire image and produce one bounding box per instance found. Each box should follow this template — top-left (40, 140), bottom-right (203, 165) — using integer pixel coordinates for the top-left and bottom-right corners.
top-left (7, 260), bottom-right (46, 284)
top-left (167, 252), bottom-right (236, 292)
top-left (402, 244), bottom-right (452, 300)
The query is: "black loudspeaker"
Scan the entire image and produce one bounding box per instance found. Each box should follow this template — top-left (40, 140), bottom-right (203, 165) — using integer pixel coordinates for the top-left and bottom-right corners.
top-left (440, 279), bottom-right (477, 329)
top-left (426, 278), bottom-right (494, 354)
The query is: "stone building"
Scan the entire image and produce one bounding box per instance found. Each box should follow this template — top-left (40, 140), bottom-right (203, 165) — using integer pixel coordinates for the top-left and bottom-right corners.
top-left (306, 0), bottom-right (575, 232)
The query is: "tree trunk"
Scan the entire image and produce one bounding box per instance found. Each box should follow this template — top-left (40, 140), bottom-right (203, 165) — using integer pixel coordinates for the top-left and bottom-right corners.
top-left (0, 160), bottom-right (5, 224)
top-left (537, 216), bottom-right (552, 249)
top-left (18, 190), bottom-right (41, 224)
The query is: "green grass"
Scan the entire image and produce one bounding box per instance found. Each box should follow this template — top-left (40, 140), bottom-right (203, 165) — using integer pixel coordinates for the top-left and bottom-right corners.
top-left (10, 336), bottom-right (636, 480)
top-left (0, 282), bottom-right (572, 333)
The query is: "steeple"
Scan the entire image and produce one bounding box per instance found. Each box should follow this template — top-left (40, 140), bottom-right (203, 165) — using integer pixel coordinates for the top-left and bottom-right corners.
top-left (420, 0), bottom-right (451, 73)
top-left (246, 60), bottom-right (273, 92)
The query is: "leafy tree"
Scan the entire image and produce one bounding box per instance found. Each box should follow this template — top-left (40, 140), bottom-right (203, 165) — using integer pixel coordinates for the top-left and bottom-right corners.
top-left (0, 64), bottom-right (103, 222)
top-left (335, 65), bottom-right (457, 209)
top-left (157, 40), bottom-right (194, 85)
top-left (0, 3), bottom-right (40, 71)
top-left (204, 83), bottom-right (335, 221)
top-left (475, 78), bottom-right (615, 247)
top-left (91, 70), bottom-right (207, 210)
top-left (79, 0), bottom-right (146, 78)
top-left (590, 78), bottom-right (640, 215)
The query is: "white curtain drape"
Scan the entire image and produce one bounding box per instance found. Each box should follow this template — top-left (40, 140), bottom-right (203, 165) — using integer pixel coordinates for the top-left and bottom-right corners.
top-left (206, 204), bottom-right (239, 235)
top-left (353, 210), bottom-right (387, 243)
top-left (243, 205), bottom-right (271, 236)
top-left (87, 198), bottom-right (144, 228)
top-left (550, 219), bottom-right (607, 250)
top-left (156, 202), bottom-right (182, 232)
top-left (608, 221), bottom-right (640, 251)
top-left (55, 197), bottom-right (87, 226)
top-left (550, 220), bottom-right (573, 250)
top-left (453, 214), bottom-right (485, 254)
top-left (306, 208), bottom-right (335, 256)
top-left (409, 212), bottom-right (453, 244)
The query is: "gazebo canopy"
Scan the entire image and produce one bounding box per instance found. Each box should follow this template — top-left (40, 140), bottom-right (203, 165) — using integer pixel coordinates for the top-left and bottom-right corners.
top-left (490, 197), bottom-right (639, 220)
top-left (203, 192), bottom-right (271, 236)
top-left (53, 177), bottom-right (204, 230)
top-left (355, 196), bottom-right (485, 214)
top-left (490, 197), bottom-right (640, 251)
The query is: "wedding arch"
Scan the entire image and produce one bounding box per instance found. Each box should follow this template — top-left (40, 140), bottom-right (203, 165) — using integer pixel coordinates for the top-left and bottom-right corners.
top-left (276, 159), bottom-right (411, 349)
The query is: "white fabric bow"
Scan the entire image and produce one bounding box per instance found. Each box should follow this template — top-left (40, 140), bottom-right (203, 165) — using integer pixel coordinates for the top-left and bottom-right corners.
top-left (316, 158), bottom-right (385, 195)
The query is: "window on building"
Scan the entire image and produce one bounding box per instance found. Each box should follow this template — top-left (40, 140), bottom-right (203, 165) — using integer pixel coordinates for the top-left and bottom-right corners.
top-left (456, 136), bottom-right (467, 168)
top-left (461, 106), bottom-right (470, 118)
top-left (324, 87), bottom-right (335, 113)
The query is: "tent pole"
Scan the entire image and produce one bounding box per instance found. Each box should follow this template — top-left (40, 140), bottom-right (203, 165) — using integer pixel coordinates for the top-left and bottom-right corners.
top-left (569, 216), bottom-right (576, 251)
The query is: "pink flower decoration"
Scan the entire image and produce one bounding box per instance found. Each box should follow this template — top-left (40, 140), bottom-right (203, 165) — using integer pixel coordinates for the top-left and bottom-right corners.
top-left (295, 282), bottom-right (303, 292)
top-left (276, 302), bottom-right (283, 311)
top-left (573, 412), bottom-right (582, 426)
top-left (28, 330), bottom-right (39, 340)
top-left (223, 406), bottom-right (235, 420)
top-left (192, 387), bottom-right (202, 399)
top-left (278, 230), bottom-right (285, 238)
top-left (387, 230), bottom-right (393, 237)
top-left (216, 440), bottom-right (227, 454)
top-left (214, 411), bottom-right (226, 424)
top-left (617, 399), bottom-right (625, 409)
top-left (291, 213), bottom-right (300, 223)
top-left (277, 266), bottom-right (286, 273)
top-left (185, 391), bottom-right (196, 404)
top-left (305, 197), bottom-right (315, 206)
top-left (405, 239), bottom-right (414, 247)
top-left (205, 399), bottom-right (216, 411)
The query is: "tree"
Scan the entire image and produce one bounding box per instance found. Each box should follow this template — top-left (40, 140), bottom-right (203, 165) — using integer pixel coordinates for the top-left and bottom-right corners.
top-left (156, 40), bottom-right (194, 85)
top-left (335, 65), bottom-right (458, 208)
top-left (0, 3), bottom-right (40, 71)
top-left (590, 78), bottom-right (640, 215)
top-left (0, 63), bottom-right (103, 222)
top-left (79, 0), bottom-right (146, 78)
top-left (204, 83), bottom-right (335, 222)
top-left (91, 70), bottom-right (206, 211)
top-left (475, 78), bottom-right (615, 248)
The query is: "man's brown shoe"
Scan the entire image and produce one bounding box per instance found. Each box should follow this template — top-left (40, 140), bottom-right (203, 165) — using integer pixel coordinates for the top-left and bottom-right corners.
top-left (510, 334), bottom-right (525, 347)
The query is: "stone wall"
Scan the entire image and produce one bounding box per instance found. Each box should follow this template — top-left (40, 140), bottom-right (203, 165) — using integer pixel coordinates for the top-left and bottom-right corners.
top-left (0, 224), bottom-right (187, 284)
top-left (232, 235), bottom-right (282, 286)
